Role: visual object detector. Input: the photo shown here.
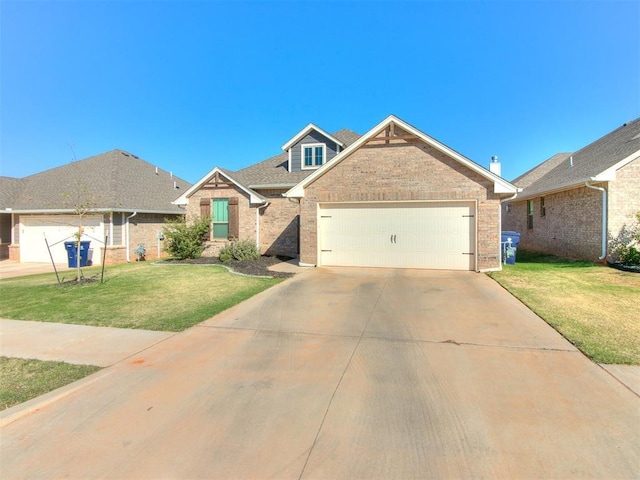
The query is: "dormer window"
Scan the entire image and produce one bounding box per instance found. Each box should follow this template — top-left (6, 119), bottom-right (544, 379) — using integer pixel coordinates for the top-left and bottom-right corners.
top-left (302, 144), bottom-right (325, 169)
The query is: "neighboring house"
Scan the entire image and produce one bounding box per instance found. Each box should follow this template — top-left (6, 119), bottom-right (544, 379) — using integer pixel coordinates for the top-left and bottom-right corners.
top-left (1, 150), bottom-right (191, 265)
top-left (502, 118), bottom-right (640, 261)
top-left (175, 115), bottom-right (518, 271)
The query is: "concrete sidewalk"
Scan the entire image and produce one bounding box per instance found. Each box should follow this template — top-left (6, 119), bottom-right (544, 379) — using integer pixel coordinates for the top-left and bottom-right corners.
top-left (0, 319), bottom-right (175, 367)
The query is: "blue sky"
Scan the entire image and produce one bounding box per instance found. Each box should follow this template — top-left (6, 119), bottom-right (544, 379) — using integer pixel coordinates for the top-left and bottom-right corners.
top-left (1, 0), bottom-right (638, 183)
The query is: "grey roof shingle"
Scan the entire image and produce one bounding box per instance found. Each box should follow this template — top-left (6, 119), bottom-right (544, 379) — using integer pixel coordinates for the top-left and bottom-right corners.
top-left (233, 128), bottom-right (361, 188)
top-left (514, 118), bottom-right (640, 198)
top-left (0, 177), bottom-right (26, 209)
top-left (3, 150), bottom-right (191, 213)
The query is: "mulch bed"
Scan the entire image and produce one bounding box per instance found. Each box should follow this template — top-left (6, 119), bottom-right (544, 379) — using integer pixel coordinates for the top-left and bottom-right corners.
top-left (608, 262), bottom-right (640, 273)
top-left (161, 255), bottom-right (295, 278)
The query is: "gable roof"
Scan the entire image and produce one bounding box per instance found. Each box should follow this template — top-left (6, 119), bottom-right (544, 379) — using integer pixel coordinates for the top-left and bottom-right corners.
top-left (511, 153), bottom-right (572, 190)
top-left (285, 115), bottom-right (518, 198)
top-left (281, 123), bottom-right (347, 151)
top-left (173, 167), bottom-right (267, 205)
top-left (3, 150), bottom-right (191, 214)
top-left (232, 128), bottom-right (361, 189)
top-left (512, 118), bottom-right (640, 199)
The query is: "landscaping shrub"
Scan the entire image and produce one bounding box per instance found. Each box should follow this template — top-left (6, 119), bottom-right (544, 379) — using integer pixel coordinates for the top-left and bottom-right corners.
top-left (163, 217), bottom-right (210, 260)
top-left (610, 212), bottom-right (640, 266)
top-left (219, 239), bottom-right (260, 262)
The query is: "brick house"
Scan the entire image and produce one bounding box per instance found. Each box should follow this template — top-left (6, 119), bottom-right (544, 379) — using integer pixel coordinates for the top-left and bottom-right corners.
top-left (176, 115), bottom-right (518, 271)
top-left (502, 118), bottom-right (640, 261)
top-left (0, 150), bottom-right (190, 265)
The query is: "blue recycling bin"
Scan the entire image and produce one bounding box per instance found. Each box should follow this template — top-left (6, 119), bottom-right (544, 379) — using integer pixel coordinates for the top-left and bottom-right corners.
top-left (501, 231), bottom-right (521, 265)
top-left (64, 241), bottom-right (90, 268)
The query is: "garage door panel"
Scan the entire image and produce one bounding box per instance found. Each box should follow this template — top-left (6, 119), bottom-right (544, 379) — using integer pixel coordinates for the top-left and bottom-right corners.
top-left (319, 202), bottom-right (475, 271)
top-left (21, 215), bottom-right (103, 264)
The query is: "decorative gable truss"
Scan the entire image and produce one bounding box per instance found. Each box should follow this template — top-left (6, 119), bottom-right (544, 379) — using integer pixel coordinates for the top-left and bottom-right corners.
top-left (174, 167), bottom-right (266, 207)
top-left (286, 115), bottom-right (518, 198)
top-left (173, 167), bottom-right (266, 242)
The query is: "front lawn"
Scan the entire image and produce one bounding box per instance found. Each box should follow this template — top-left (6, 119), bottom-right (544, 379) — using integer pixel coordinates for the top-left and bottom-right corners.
top-left (489, 250), bottom-right (640, 365)
top-left (0, 263), bottom-right (283, 331)
top-left (0, 357), bottom-right (101, 410)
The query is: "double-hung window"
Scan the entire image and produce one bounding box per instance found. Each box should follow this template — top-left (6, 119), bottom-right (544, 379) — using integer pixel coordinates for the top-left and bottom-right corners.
top-left (212, 198), bottom-right (229, 239)
top-left (302, 144), bottom-right (325, 169)
top-left (527, 200), bottom-right (534, 229)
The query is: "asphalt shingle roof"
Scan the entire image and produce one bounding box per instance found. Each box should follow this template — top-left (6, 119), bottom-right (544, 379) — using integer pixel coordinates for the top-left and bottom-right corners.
top-left (3, 150), bottom-right (191, 213)
top-left (0, 177), bottom-right (26, 210)
top-left (513, 118), bottom-right (640, 198)
top-left (233, 129), bottom-right (361, 188)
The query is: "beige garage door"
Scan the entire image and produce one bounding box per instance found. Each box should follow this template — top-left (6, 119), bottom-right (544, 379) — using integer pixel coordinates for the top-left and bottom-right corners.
top-left (21, 215), bottom-right (103, 264)
top-left (318, 202), bottom-right (476, 270)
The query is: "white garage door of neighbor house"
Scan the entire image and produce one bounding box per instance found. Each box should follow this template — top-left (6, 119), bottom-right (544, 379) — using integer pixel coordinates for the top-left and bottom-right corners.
top-left (318, 202), bottom-right (476, 270)
top-left (21, 215), bottom-right (103, 264)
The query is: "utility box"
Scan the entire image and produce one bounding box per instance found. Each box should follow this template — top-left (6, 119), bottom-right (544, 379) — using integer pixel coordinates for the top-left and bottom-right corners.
top-left (64, 241), bottom-right (91, 268)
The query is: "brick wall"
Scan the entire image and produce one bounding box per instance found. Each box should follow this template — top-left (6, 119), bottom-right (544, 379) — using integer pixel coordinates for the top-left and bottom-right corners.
top-left (502, 186), bottom-right (604, 260)
top-left (257, 191), bottom-right (299, 257)
top-left (186, 184), bottom-right (301, 259)
top-left (300, 142), bottom-right (502, 270)
top-left (127, 213), bottom-right (178, 262)
top-left (503, 159), bottom-right (640, 261)
top-left (608, 158), bottom-right (640, 244)
top-left (186, 183), bottom-right (256, 257)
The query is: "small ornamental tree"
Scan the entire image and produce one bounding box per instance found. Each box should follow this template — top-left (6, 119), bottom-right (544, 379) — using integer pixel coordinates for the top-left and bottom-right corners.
top-left (163, 217), bottom-right (210, 260)
top-left (61, 177), bottom-right (99, 283)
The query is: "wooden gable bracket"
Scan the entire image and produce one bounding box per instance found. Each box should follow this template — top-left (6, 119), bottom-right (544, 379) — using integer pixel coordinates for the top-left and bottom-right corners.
top-left (365, 122), bottom-right (420, 145)
top-left (205, 171), bottom-right (233, 188)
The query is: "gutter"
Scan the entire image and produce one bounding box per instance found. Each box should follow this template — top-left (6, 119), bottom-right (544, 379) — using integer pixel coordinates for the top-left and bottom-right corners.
top-left (126, 212), bottom-right (137, 262)
top-left (585, 180), bottom-right (608, 260)
top-left (4, 208), bottom-right (185, 215)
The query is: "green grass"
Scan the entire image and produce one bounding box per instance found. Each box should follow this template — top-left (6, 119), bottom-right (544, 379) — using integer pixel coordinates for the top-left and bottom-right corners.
top-left (489, 250), bottom-right (640, 365)
top-left (0, 357), bottom-right (100, 410)
top-left (0, 263), bottom-right (283, 331)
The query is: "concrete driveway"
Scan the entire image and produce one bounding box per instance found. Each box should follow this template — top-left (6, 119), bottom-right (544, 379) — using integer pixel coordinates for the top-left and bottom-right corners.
top-left (1, 268), bottom-right (638, 479)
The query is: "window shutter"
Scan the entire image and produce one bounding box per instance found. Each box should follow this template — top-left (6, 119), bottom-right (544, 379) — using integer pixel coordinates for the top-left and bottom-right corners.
top-left (200, 197), bottom-right (211, 218)
top-left (228, 197), bottom-right (239, 239)
top-left (200, 198), bottom-right (211, 241)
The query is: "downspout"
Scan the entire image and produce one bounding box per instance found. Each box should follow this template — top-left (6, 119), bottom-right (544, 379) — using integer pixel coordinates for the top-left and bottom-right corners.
top-left (585, 180), bottom-right (607, 260)
top-left (498, 191), bottom-right (520, 270)
top-left (255, 202), bottom-right (270, 252)
top-left (126, 212), bottom-right (137, 262)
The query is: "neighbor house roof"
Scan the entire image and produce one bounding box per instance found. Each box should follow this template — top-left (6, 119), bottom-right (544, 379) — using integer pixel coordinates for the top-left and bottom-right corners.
top-left (233, 128), bottom-right (361, 188)
top-left (3, 150), bottom-right (191, 214)
top-left (512, 118), bottom-right (640, 200)
top-left (0, 177), bottom-right (26, 210)
top-left (286, 115), bottom-right (518, 197)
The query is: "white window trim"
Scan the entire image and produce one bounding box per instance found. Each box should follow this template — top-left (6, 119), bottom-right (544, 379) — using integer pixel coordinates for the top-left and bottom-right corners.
top-left (301, 143), bottom-right (326, 170)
